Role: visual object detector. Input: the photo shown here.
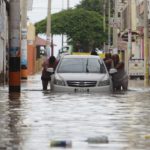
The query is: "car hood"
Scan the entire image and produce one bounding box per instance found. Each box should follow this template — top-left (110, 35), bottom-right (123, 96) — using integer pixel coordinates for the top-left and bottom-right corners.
top-left (55, 73), bottom-right (109, 81)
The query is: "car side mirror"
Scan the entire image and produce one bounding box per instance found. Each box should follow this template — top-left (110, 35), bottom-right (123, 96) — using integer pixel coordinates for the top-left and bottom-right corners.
top-left (47, 68), bottom-right (54, 73)
top-left (109, 68), bottom-right (117, 74)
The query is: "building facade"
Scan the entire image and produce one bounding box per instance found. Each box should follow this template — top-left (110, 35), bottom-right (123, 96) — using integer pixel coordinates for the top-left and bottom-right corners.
top-left (116, 0), bottom-right (148, 58)
top-left (136, 0), bottom-right (150, 59)
top-left (0, 0), bottom-right (9, 84)
top-left (0, 0), bottom-right (35, 84)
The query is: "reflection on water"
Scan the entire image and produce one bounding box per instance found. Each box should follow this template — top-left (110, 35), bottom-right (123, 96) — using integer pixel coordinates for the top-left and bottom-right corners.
top-left (0, 76), bottom-right (150, 150)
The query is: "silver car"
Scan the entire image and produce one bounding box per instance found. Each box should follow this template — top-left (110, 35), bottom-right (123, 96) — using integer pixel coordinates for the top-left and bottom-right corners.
top-left (50, 55), bottom-right (112, 92)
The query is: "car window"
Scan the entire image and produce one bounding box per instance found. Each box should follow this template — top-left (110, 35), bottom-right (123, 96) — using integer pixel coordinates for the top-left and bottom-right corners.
top-left (87, 58), bottom-right (106, 73)
top-left (57, 58), bottom-right (106, 73)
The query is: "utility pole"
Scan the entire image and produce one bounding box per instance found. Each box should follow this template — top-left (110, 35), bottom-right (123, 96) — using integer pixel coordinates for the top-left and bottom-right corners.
top-left (9, 0), bottom-right (21, 92)
top-left (46, 0), bottom-right (51, 57)
top-left (113, 0), bottom-right (118, 49)
top-left (108, 0), bottom-right (111, 51)
top-left (103, 0), bottom-right (106, 33)
top-left (61, 0), bottom-right (64, 49)
top-left (144, 0), bottom-right (149, 86)
top-left (124, 0), bottom-right (132, 74)
top-left (21, 0), bottom-right (28, 79)
top-left (128, 0), bottom-right (132, 58)
top-left (67, 0), bottom-right (70, 9)
top-left (66, 0), bottom-right (70, 47)
top-left (103, 0), bottom-right (106, 52)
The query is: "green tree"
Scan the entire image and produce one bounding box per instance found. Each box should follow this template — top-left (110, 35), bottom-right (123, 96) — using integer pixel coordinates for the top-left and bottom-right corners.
top-left (35, 8), bottom-right (107, 52)
top-left (77, 0), bottom-right (105, 15)
top-left (77, 0), bottom-right (114, 16)
top-left (35, 19), bottom-right (46, 34)
top-left (74, 0), bottom-right (114, 48)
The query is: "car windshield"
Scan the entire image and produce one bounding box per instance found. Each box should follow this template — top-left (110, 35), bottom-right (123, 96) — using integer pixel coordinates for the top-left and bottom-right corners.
top-left (57, 58), bottom-right (106, 73)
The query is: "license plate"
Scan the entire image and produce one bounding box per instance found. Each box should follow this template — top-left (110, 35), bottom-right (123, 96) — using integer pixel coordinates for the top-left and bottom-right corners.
top-left (74, 88), bottom-right (89, 92)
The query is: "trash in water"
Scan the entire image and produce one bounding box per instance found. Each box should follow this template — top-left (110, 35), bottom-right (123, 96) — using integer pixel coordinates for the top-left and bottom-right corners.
top-left (86, 136), bottom-right (109, 144)
top-left (50, 140), bottom-right (72, 147)
top-left (144, 135), bottom-right (150, 139)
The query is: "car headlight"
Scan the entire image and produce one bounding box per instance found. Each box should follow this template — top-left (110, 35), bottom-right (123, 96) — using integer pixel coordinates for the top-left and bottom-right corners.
top-left (98, 79), bottom-right (110, 86)
top-left (54, 78), bottom-right (65, 86)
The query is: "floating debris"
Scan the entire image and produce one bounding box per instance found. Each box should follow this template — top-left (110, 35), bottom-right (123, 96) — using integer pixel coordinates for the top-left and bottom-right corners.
top-left (86, 136), bottom-right (109, 144)
top-left (144, 135), bottom-right (150, 139)
top-left (50, 140), bottom-right (72, 148)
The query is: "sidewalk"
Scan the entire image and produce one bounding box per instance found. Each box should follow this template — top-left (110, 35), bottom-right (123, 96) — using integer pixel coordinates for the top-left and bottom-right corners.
top-left (129, 79), bottom-right (144, 87)
top-left (129, 79), bottom-right (149, 88)
top-left (21, 73), bottom-right (42, 91)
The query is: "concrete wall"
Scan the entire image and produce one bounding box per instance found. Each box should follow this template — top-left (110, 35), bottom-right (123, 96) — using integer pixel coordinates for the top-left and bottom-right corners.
top-left (27, 44), bottom-right (36, 75)
top-left (27, 23), bottom-right (36, 75)
top-left (0, 1), bottom-right (8, 84)
top-left (27, 22), bottom-right (42, 74)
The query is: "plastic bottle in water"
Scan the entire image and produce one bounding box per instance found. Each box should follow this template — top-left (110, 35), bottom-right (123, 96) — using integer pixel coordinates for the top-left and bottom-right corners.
top-left (50, 140), bottom-right (72, 147)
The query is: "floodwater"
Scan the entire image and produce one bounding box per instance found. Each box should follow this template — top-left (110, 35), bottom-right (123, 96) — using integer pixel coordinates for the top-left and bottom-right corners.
top-left (0, 74), bottom-right (150, 150)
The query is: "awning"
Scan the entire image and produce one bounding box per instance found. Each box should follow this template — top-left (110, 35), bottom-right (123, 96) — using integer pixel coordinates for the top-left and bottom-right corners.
top-left (120, 30), bottom-right (141, 42)
top-left (35, 36), bottom-right (57, 47)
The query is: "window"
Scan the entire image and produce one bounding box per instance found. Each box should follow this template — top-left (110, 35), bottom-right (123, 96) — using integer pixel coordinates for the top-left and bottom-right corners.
top-left (57, 58), bottom-right (106, 73)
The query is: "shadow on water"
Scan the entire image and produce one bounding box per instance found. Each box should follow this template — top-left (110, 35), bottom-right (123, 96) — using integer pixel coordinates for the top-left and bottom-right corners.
top-left (0, 92), bottom-right (22, 149)
top-left (8, 93), bottom-right (21, 149)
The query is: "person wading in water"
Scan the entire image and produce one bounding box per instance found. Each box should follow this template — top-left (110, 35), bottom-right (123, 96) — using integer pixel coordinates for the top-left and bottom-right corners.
top-left (41, 56), bottom-right (58, 90)
top-left (110, 54), bottom-right (128, 91)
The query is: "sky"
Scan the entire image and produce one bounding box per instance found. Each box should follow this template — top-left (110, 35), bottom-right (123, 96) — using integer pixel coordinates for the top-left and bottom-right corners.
top-left (27, 0), bottom-right (82, 23)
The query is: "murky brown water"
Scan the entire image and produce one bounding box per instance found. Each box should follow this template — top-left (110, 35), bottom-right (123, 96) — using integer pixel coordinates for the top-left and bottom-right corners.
top-left (0, 74), bottom-right (150, 150)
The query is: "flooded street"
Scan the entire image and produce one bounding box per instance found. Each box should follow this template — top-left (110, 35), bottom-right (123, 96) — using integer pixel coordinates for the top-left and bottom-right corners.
top-left (0, 74), bottom-right (150, 150)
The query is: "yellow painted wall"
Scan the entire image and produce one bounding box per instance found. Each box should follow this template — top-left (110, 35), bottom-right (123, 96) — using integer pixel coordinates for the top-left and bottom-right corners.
top-left (27, 22), bottom-right (36, 74)
top-left (72, 52), bottom-right (125, 62)
top-left (27, 22), bottom-right (35, 41)
top-left (72, 52), bottom-right (105, 59)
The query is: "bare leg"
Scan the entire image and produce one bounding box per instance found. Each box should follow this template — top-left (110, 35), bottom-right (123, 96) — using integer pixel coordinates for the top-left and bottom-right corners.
top-left (42, 80), bottom-right (49, 90)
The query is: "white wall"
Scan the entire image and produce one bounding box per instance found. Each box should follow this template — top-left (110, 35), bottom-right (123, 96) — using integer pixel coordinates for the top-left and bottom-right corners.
top-left (0, 39), bottom-right (4, 73)
top-left (0, 1), bottom-right (8, 83)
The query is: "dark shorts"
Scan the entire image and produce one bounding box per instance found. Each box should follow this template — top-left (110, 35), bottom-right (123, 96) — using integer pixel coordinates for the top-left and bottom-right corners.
top-left (41, 76), bottom-right (51, 81)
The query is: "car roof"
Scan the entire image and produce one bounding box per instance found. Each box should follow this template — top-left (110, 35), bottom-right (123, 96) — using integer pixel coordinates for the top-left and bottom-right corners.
top-left (62, 55), bottom-right (100, 59)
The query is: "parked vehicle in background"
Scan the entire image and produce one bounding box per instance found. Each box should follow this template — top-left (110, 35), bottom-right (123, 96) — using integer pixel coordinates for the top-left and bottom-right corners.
top-left (129, 59), bottom-right (144, 79)
top-left (57, 45), bottom-right (72, 60)
top-left (50, 55), bottom-right (112, 92)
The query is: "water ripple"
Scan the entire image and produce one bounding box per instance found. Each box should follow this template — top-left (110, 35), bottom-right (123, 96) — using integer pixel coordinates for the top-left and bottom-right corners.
top-left (0, 80), bottom-right (150, 150)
